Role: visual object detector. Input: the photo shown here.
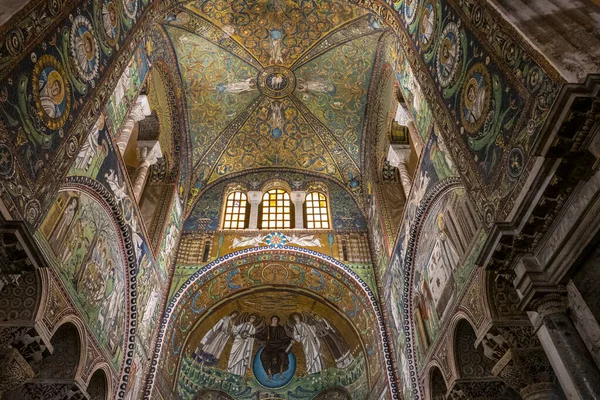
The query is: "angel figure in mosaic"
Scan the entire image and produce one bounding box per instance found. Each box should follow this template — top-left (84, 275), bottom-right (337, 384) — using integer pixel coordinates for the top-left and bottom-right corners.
top-left (288, 312), bottom-right (323, 375)
top-left (227, 313), bottom-right (263, 376)
top-left (192, 310), bottom-right (239, 370)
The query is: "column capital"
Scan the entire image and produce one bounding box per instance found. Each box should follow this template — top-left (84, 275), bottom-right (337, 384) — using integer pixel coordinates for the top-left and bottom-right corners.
top-left (247, 191), bottom-right (263, 204)
top-left (290, 191), bottom-right (306, 204)
top-left (137, 140), bottom-right (163, 166)
top-left (529, 292), bottom-right (569, 320)
top-left (129, 95), bottom-right (151, 122)
top-left (387, 144), bottom-right (411, 168)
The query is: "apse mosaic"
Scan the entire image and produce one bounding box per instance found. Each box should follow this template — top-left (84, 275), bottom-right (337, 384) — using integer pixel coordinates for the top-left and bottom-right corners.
top-left (39, 189), bottom-right (126, 369)
top-left (155, 250), bottom-right (387, 399)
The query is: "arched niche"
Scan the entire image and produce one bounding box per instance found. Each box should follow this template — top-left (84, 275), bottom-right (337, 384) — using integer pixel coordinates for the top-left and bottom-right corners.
top-left (87, 368), bottom-right (109, 400)
top-left (149, 247), bottom-right (394, 398)
top-left (453, 319), bottom-right (494, 379)
top-left (3, 322), bottom-right (84, 400)
top-left (428, 366), bottom-right (447, 400)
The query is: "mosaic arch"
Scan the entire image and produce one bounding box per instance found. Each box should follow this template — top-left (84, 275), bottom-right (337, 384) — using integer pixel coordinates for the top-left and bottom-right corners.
top-left (146, 247), bottom-right (399, 399)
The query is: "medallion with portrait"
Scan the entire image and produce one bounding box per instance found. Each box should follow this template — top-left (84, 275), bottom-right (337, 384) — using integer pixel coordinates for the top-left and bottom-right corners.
top-left (32, 55), bottom-right (71, 130)
top-left (460, 63), bottom-right (491, 135)
top-left (69, 15), bottom-right (100, 82)
top-left (436, 22), bottom-right (462, 88)
top-left (404, 0), bottom-right (419, 25)
top-left (123, 0), bottom-right (138, 20)
top-left (101, 0), bottom-right (120, 46)
top-left (418, 0), bottom-right (437, 50)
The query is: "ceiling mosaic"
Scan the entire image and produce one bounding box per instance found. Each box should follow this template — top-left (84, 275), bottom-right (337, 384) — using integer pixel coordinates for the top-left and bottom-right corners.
top-left (162, 1), bottom-right (388, 210)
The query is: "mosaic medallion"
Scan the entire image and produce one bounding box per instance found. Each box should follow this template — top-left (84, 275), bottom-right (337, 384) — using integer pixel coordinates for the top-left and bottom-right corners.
top-left (460, 63), bottom-right (491, 135)
top-left (123, 0), bottom-right (138, 20)
top-left (507, 147), bottom-right (524, 178)
top-left (404, 0), bottom-right (419, 25)
top-left (69, 15), bottom-right (100, 82)
top-left (32, 54), bottom-right (71, 130)
top-left (101, 0), bottom-right (120, 46)
top-left (258, 66), bottom-right (295, 99)
top-left (436, 22), bottom-right (461, 88)
top-left (418, 0), bottom-right (437, 50)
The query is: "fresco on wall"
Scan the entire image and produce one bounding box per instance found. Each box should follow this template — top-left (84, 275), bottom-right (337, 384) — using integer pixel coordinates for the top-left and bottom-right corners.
top-left (39, 189), bottom-right (126, 368)
top-left (155, 250), bottom-right (387, 399)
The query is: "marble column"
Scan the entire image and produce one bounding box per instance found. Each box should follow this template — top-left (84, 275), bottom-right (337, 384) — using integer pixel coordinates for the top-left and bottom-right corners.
top-left (116, 95), bottom-right (151, 155)
top-left (133, 141), bottom-right (162, 201)
top-left (291, 191), bottom-right (306, 229)
top-left (247, 191), bottom-right (262, 229)
top-left (530, 293), bottom-right (600, 399)
top-left (387, 144), bottom-right (412, 198)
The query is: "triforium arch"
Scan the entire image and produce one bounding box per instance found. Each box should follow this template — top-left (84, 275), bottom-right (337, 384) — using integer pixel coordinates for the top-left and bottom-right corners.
top-left (148, 246), bottom-right (397, 398)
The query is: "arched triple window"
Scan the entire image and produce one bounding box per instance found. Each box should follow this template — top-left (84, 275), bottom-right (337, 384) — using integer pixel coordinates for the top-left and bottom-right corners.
top-left (223, 191), bottom-right (248, 229)
top-left (304, 192), bottom-right (329, 229)
top-left (260, 189), bottom-right (292, 229)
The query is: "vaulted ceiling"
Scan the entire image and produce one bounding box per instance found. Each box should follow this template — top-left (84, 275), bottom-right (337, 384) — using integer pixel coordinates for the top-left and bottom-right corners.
top-left (162, 0), bottom-right (391, 209)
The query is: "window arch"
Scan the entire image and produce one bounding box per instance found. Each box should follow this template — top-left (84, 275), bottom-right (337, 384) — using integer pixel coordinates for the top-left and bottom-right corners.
top-left (305, 192), bottom-right (329, 229)
top-left (260, 189), bottom-right (292, 229)
top-left (223, 191), bottom-right (248, 229)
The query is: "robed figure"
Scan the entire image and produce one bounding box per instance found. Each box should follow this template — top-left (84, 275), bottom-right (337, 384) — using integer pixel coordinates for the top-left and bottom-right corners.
top-left (290, 313), bottom-right (323, 374)
top-left (193, 311), bottom-right (239, 367)
top-left (312, 313), bottom-right (354, 369)
top-left (227, 314), bottom-right (258, 376)
top-left (257, 315), bottom-right (293, 380)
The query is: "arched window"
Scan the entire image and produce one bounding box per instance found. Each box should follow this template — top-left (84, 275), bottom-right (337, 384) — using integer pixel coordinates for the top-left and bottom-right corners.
top-left (305, 192), bottom-right (329, 229)
top-left (260, 189), bottom-right (291, 229)
top-left (223, 192), bottom-right (248, 229)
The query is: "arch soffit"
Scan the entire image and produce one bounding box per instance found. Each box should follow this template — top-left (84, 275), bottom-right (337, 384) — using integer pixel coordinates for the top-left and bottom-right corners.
top-left (422, 362), bottom-right (449, 400)
top-left (49, 315), bottom-right (88, 384)
top-left (85, 362), bottom-right (114, 399)
top-left (148, 246), bottom-right (397, 398)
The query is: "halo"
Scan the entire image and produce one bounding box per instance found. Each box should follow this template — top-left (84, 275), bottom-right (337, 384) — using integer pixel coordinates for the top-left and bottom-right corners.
top-left (47, 70), bottom-right (65, 105)
top-left (464, 77), bottom-right (479, 109)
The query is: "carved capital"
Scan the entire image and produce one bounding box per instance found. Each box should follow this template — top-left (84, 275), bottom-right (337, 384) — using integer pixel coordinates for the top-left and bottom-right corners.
top-left (0, 347), bottom-right (35, 396)
top-left (136, 140), bottom-right (163, 167)
top-left (530, 293), bottom-right (569, 320)
top-left (491, 348), bottom-right (556, 395)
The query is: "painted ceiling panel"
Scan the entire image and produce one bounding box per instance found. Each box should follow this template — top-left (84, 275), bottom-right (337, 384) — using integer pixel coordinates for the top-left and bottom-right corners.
top-left (184, 0), bottom-right (369, 68)
top-left (165, 25), bottom-right (261, 165)
top-left (210, 97), bottom-right (343, 183)
top-left (294, 33), bottom-right (381, 167)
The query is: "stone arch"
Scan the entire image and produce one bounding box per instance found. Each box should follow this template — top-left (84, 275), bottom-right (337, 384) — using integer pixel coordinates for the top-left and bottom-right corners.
top-left (427, 365), bottom-right (447, 400)
top-left (452, 318), bottom-right (492, 379)
top-left (146, 246), bottom-right (397, 399)
top-left (86, 367), bottom-right (110, 400)
top-left (47, 315), bottom-right (88, 382)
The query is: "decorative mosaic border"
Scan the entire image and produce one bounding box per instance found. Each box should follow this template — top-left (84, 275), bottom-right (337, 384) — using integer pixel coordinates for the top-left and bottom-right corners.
top-left (65, 175), bottom-right (139, 400)
top-left (144, 246), bottom-right (400, 399)
top-left (400, 177), bottom-right (463, 398)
